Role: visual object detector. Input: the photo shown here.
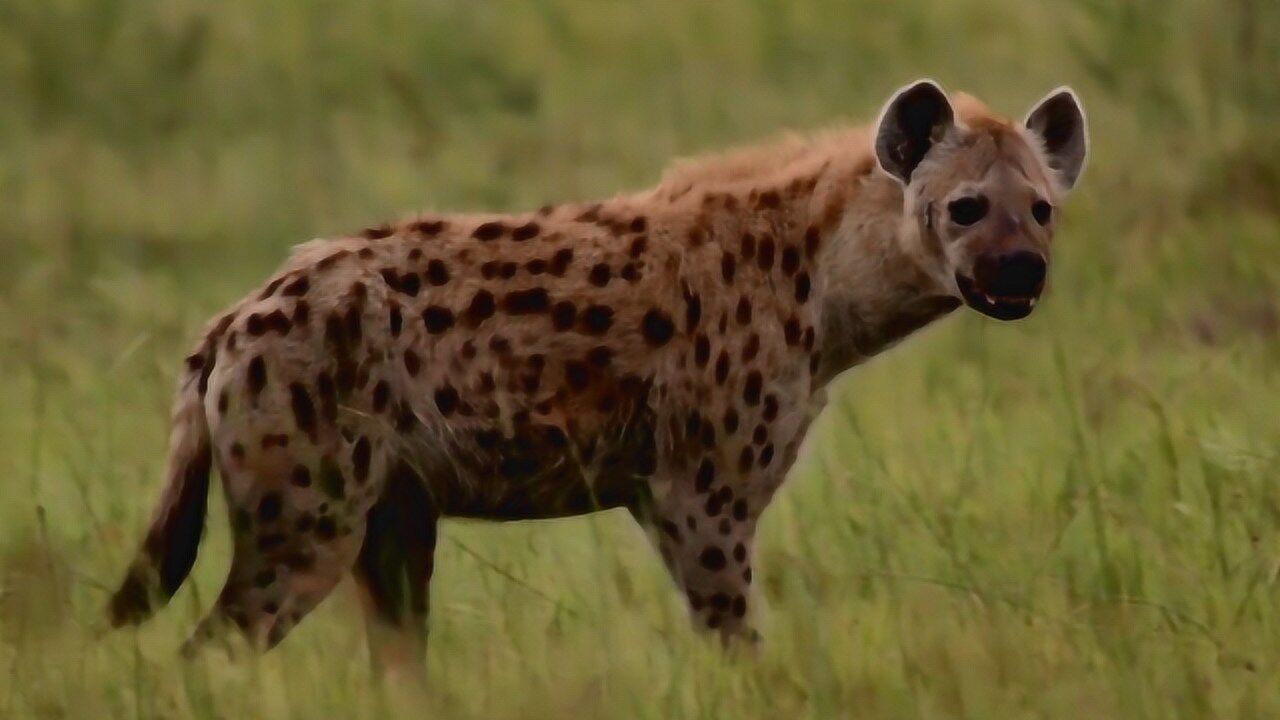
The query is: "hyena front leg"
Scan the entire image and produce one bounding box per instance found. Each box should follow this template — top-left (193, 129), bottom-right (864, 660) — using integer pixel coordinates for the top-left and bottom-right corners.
top-left (352, 460), bottom-right (438, 677)
top-left (637, 466), bottom-right (759, 643)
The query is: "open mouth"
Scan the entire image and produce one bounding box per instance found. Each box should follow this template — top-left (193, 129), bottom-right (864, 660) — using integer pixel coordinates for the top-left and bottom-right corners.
top-left (955, 273), bottom-right (1041, 321)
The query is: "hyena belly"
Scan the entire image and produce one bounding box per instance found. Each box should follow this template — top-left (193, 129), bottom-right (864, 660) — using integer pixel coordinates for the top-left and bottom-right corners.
top-left (420, 400), bottom-right (658, 520)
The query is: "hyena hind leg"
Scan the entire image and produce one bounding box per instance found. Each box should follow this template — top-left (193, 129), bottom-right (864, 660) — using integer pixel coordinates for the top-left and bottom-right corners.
top-left (351, 460), bottom-right (439, 677)
top-left (181, 464), bottom-right (369, 657)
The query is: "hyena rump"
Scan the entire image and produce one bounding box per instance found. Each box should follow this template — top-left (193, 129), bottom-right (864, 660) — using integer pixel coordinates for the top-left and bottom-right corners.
top-left (109, 80), bottom-right (1087, 669)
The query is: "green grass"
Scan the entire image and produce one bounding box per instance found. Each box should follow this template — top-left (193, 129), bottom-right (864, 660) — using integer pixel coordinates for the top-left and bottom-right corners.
top-left (2, 1), bottom-right (1279, 717)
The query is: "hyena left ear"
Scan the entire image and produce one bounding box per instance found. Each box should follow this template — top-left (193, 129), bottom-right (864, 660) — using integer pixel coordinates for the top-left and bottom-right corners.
top-left (1024, 88), bottom-right (1088, 190)
top-left (874, 79), bottom-right (956, 185)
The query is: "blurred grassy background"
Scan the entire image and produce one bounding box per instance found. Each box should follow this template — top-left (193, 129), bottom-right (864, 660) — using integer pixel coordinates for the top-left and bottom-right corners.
top-left (1, 1), bottom-right (1279, 718)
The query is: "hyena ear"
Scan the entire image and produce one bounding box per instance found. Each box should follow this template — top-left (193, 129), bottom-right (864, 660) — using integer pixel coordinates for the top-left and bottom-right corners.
top-left (1024, 87), bottom-right (1088, 190)
top-left (873, 79), bottom-right (956, 184)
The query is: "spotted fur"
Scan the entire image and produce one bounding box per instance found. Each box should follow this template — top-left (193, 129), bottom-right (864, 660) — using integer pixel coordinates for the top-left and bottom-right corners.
top-left (109, 81), bottom-right (1086, 667)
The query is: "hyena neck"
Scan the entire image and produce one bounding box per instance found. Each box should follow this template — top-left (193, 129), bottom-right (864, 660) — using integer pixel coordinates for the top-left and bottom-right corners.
top-left (648, 129), bottom-right (959, 387)
top-left (805, 163), bottom-right (959, 386)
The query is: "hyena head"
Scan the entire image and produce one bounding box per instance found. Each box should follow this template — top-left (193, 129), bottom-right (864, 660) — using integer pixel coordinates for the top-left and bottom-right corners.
top-left (874, 80), bottom-right (1088, 321)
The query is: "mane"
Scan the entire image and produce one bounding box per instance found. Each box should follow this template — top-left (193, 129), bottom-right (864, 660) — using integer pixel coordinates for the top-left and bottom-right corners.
top-left (653, 126), bottom-right (874, 195)
top-left (650, 91), bottom-right (1015, 197)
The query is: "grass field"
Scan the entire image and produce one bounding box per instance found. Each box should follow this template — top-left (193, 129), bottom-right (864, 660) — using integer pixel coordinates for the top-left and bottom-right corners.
top-left (2, 1), bottom-right (1279, 717)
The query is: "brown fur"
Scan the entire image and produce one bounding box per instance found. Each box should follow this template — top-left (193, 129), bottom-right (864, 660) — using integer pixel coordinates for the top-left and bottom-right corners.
top-left (109, 81), bottom-right (1086, 669)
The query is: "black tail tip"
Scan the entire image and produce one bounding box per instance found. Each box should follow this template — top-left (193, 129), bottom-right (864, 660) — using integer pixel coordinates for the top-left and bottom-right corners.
top-left (108, 571), bottom-right (153, 628)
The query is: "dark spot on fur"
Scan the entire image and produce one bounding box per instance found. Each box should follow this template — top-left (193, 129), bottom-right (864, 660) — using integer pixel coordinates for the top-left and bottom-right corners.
top-left (781, 245), bottom-right (800, 275)
top-left (723, 408), bottom-right (739, 434)
top-left (372, 381), bottom-right (390, 414)
top-left (404, 349), bottom-right (421, 376)
top-left (465, 290), bottom-right (496, 326)
top-left (261, 434), bottom-right (288, 449)
top-left (388, 305), bottom-right (403, 337)
top-left (785, 317), bottom-right (802, 345)
top-left (691, 330), bottom-right (711, 363)
top-left (291, 465), bottom-right (312, 488)
top-left (732, 499), bottom-right (748, 521)
top-left (257, 533), bottom-right (286, 551)
top-left (422, 306), bottom-right (455, 333)
top-left (435, 385), bottom-right (459, 416)
top-left (289, 383), bottom-right (317, 441)
top-left (318, 456), bottom-right (345, 500)
top-left (715, 352), bottom-right (730, 385)
top-left (757, 237), bottom-right (775, 270)
top-left (426, 259), bottom-right (450, 286)
top-left (292, 301), bottom-right (310, 326)
top-left (743, 371), bottom-right (763, 406)
top-left (759, 444), bottom-right (775, 468)
top-left (699, 546), bottom-right (727, 571)
top-left (580, 305), bottom-right (614, 335)
top-left (247, 356), bottom-right (267, 401)
top-left (551, 300), bottom-right (577, 331)
top-left (738, 446), bottom-right (755, 473)
top-left (564, 361), bottom-right (590, 391)
top-left (502, 288), bottom-right (550, 315)
top-left (512, 221), bottom-right (540, 241)
top-left (742, 334), bottom-right (760, 362)
top-left (472, 221), bottom-right (506, 240)
top-left (398, 271), bottom-right (421, 296)
top-left (413, 219), bottom-right (446, 236)
top-left (753, 424), bottom-right (768, 445)
top-left (549, 248), bottom-right (574, 276)
top-left (695, 459), bottom-right (716, 492)
top-left (362, 224), bottom-right (393, 239)
top-left (629, 236), bottom-right (647, 258)
top-left (762, 395), bottom-right (779, 421)
top-left (588, 263), bottom-right (611, 287)
top-left (641, 309), bottom-right (675, 346)
top-left (801, 223), bottom-right (824, 258)
top-left (259, 277), bottom-right (286, 299)
top-left (246, 313), bottom-right (266, 336)
top-left (795, 272), bottom-right (811, 303)
top-left (317, 372), bottom-right (337, 423)
top-left (282, 276), bottom-right (310, 297)
top-left (316, 250), bottom-right (350, 270)
top-left (587, 346), bottom-right (614, 367)
top-left (258, 493), bottom-right (282, 523)
top-left (315, 517), bottom-right (337, 541)
top-left (683, 288), bottom-right (701, 332)
top-left (721, 253), bottom-right (737, 284)
top-left (351, 437), bottom-right (371, 483)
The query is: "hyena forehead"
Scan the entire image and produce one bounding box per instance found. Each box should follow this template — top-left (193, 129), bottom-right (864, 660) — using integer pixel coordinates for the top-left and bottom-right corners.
top-left (924, 97), bottom-right (1057, 202)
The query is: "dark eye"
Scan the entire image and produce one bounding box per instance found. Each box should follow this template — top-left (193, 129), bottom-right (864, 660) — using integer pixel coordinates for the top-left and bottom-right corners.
top-left (947, 196), bottom-right (988, 226)
top-left (1032, 199), bottom-right (1053, 226)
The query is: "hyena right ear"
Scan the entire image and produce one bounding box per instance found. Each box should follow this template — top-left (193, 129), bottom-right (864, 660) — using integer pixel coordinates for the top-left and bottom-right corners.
top-left (873, 79), bottom-right (956, 184)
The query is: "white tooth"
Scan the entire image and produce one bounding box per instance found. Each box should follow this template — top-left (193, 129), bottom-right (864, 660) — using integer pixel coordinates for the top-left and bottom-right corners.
top-left (983, 293), bottom-right (995, 304)
top-left (1029, 297), bottom-right (1038, 307)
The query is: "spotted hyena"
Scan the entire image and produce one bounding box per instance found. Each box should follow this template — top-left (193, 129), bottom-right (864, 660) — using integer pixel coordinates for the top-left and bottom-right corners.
top-left (108, 80), bottom-right (1087, 669)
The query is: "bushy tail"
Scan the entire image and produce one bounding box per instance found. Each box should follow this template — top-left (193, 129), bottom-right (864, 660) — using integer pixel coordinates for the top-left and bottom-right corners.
top-left (108, 365), bottom-right (213, 628)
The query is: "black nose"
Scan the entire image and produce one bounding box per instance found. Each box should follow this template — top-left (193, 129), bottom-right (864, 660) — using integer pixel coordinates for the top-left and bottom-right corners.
top-left (973, 250), bottom-right (1046, 296)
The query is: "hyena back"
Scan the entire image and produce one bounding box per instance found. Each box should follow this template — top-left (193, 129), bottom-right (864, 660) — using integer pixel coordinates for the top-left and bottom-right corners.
top-left (109, 80), bottom-right (1087, 669)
